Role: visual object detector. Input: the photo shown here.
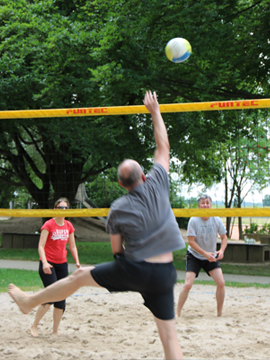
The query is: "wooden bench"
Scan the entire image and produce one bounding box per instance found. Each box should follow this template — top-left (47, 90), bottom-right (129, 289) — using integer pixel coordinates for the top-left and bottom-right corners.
top-left (217, 242), bottom-right (270, 263)
top-left (1, 232), bottom-right (40, 249)
top-left (244, 234), bottom-right (270, 245)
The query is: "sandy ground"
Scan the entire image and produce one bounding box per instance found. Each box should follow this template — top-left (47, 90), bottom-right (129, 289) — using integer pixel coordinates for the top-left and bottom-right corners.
top-left (1, 284), bottom-right (270, 360)
top-left (2, 218), bottom-right (269, 359)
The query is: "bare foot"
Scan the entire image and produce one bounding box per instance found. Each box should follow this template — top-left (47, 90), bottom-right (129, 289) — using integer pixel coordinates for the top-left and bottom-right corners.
top-left (8, 284), bottom-right (32, 314)
top-left (29, 325), bottom-right (39, 337)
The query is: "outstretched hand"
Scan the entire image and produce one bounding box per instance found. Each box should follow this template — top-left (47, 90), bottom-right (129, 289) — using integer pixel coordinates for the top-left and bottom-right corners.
top-left (143, 90), bottom-right (160, 114)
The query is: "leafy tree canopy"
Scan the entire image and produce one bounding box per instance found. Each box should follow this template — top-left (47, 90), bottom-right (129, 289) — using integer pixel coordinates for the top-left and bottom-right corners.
top-left (0, 0), bottom-right (269, 207)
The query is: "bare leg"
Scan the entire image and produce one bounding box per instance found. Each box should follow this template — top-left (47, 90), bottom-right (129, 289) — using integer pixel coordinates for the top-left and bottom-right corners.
top-left (52, 307), bottom-right (63, 335)
top-left (30, 304), bottom-right (51, 337)
top-left (176, 272), bottom-right (196, 317)
top-left (154, 317), bottom-right (183, 360)
top-left (209, 268), bottom-right (225, 317)
top-left (9, 266), bottom-right (99, 314)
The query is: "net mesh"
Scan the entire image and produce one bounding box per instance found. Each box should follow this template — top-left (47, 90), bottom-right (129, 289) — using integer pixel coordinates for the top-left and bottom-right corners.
top-left (0, 100), bottom-right (269, 225)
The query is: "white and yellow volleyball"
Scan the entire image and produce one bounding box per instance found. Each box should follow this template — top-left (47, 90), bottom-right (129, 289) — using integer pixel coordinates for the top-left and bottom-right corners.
top-left (165, 38), bottom-right (192, 63)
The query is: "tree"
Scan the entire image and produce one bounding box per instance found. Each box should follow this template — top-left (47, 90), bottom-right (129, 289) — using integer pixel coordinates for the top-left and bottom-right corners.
top-left (224, 112), bottom-right (270, 238)
top-left (263, 195), bottom-right (270, 207)
top-left (0, 0), bottom-right (269, 208)
top-left (88, 0), bottom-right (270, 102)
top-left (0, 0), bottom-right (154, 207)
top-left (84, 168), bottom-right (126, 208)
top-left (175, 109), bottom-right (270, 238)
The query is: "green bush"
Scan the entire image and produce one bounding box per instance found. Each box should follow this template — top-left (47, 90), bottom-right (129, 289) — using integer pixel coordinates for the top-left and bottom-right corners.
top-left (244, 222), bottom-right (270, 235)
top-left (257, 223), bottom-right (270, 234)
top-left (244, 222), bottom-right (258, 234)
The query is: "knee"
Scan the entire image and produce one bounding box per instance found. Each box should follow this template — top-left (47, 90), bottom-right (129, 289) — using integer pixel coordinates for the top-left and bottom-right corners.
top-left (183, 281), bottom-right (193, 292)
top-left (69, 267), bottom-right (84, 281)
top-left (157, 319), bottom-right (178, 348)
top-left (216, 278), bottom-right (225, 289)
top-left (69, 266), bottom-right (94, 286)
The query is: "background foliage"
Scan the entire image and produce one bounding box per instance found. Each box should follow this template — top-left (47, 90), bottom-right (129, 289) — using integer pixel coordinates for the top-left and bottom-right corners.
top-left (0, 0), bottom-right (269, 213)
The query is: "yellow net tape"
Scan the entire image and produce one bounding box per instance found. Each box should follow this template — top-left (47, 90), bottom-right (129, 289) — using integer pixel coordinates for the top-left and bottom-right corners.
top-left (0, 208), bottom-right (270, 217)
top-left (0, 99), bottom-right (270, 119)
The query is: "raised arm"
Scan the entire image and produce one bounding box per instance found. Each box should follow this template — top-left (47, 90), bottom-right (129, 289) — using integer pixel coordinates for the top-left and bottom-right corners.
top-left (143, 91), bottom-right (170, 172)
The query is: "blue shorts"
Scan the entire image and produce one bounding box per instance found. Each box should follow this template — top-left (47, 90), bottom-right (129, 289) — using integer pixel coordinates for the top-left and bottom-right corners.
top-left (186, 251), bottom-right (221, 277)
top-left (91, 254), bottom-right (177, 320)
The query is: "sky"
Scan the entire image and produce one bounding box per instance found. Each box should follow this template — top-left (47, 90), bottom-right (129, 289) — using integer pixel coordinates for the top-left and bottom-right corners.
top-left (181, 182), bottom-right (270, 205)
top-left (170, 158), bottom-right (270, 205)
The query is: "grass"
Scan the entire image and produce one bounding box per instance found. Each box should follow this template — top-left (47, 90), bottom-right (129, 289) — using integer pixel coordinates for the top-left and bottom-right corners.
top-left (173, 245), bottom-right (270, 276)
top-left (2, 242), bottom-right (270, 292)
top-left (0, 242), bottom-right (114, 264)
top-left (1, 268), bottom-right (43, 293)
top-left (2, 242), bottom-right (270, 277)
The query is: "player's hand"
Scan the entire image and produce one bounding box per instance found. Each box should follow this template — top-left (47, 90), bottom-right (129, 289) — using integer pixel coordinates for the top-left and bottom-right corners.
top-left (143, 90), bottom-right (160, 114)
top-left (216, 250), bottom-right (224, 260)
top-left (206, 252), bottom-right (217, 262)
top-left (43, 262), bottom-right (53, 274)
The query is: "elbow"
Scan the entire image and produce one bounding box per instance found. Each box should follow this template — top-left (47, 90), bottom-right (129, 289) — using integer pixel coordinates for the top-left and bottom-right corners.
top-left (70, 246), bottom-right (77, 253)
top-left (188, 238), bottom-right (195, 247)
top-left (38, 244), bottom-right (43, 252)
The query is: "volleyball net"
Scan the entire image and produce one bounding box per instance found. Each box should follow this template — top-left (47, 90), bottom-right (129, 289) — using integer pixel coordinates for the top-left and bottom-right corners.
top-left (1, 208), bottom-right (270, 218)
top-left (0, 98), bottom-right (269, 119)
top-left (0, 97), bottom-right (269, 222)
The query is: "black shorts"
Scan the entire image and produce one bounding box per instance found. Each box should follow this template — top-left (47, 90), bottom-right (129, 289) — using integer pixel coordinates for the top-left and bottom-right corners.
top-left (186, 251), bottom-right (221, 278)
top-left (91, 254), bottom-right (177, 320)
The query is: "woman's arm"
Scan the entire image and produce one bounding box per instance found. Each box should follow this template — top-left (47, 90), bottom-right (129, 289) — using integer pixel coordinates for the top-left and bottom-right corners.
top-left (38, 229), bottom-right (53, 274)
top-left (68, 233), bottom-right (81, 268)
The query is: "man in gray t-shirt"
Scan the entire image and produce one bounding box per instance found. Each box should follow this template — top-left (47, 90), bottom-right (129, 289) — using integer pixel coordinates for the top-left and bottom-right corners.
top-left (177, 194), bottom-right (227, 318)
top-left (9, 91), bottom-right (184, 360)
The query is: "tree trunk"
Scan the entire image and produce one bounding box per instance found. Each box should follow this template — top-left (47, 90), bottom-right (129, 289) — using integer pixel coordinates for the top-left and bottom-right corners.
top-left (238, 216), bottom-right (243, 240)
top-left (225, 176), bottom-right (232, 236)
top-left (226, 216), bottom-right (231, 238)
top-left (237, 186), bottom-right (243, 240)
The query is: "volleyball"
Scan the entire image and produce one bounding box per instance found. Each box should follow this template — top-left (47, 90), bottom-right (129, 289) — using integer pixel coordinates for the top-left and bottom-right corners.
top-left (165, 38), bottom-right (192, 63)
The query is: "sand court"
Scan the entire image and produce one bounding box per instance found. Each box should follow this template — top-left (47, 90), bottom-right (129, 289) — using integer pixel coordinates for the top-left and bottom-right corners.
top-left (1, 283), bottom-right (270, 359)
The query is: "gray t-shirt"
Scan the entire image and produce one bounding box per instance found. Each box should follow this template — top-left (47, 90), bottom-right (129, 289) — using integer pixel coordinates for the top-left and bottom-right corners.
top-left (187, 217), bottom-right (226, 260)
top-left (106, 163), bottom-right (185, 262)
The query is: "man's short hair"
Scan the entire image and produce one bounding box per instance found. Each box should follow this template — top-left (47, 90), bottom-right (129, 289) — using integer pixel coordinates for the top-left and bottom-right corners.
top-left (197, 194), bottom-right (212, 204)
top-left (118, 161), bottom-right (142, 188)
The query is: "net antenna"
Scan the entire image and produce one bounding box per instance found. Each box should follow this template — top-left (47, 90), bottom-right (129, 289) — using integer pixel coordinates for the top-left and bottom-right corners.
top-left (75, 184), bottom-right (106, 224)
